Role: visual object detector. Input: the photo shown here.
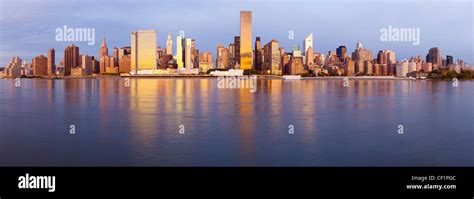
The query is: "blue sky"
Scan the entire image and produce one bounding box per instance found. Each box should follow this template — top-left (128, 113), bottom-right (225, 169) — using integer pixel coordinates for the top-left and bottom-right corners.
top-left (0, 0), bottom-right (472, 66)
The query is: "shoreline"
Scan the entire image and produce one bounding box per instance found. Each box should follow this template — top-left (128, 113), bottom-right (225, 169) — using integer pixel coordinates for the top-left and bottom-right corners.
top-left (0, 74), bottom-right (470, 81)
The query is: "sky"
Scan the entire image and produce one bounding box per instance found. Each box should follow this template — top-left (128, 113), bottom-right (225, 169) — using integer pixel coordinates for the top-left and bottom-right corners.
top-left (0, 0), bottom-right (473, 67)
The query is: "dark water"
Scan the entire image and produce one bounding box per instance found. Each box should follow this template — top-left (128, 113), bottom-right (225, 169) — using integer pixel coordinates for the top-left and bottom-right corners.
top-left (0, 78), bottom-right (472, 166)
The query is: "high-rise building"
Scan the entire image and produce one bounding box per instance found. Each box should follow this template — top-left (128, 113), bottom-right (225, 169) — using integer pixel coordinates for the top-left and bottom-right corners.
top-left (254, 37), bottom-right (263, 71)
top-left (32, 55), bottom-right (48, 76)
top-left (5, 57), bottom-right (22, 78)
top-left (64, 44), bottom-right (79, 76)
top-left (345, 60), bottom-right (355, 76)
top-left (351, 42), bottom-right (372, 62)
top-left (396, 60), bottom-right (409, 77)
top-left (234, 36), bottom-right (240, 67)
top-left (81, 55), bottom-right (93, 75)
top-left (306, 47), bottom-right (314, 67)
top-left (228, 43), bottom-right (235, 68)
top-left (176, 36), bottom-right (184, 69)
top-left (166, 32), bottom-right (173, 55)
top-left (446, 55), bottom-right (453, 66)
top-left (263, 39), bottom-right (281, 75)
top-left (240, 11), bottom-right (252, 70)
top-left (426, 47), bottom-right (441, 68)
top-left (47, 48), bottom-right (55, 76)
top-left (216, 44), bottom-right (229, 69)
top-left (184, 38), bottom-right (192, 69)
top-left (100, 37), bottom-right (108, 58)
top-left (303, 33), bottom-right (313, 55)
top-left (113, 47), bottom-right (119, 66)
top-left (336, 46), bottom-right (347, 62)
top-left (191, 39), bottom-right (199, 69)
top-left (131, 30), bottom-right (157, 73)
top-left (199, 51), bottom-right (213, 73)
top-left (119, 55), bottom-right (131, 73)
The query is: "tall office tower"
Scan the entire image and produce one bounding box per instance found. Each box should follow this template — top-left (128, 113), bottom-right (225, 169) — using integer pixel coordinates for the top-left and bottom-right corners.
top-left (184, 38), bottom-right (192, 69)
top-left (263, 39), bottom-right (281, 75)
top-left (131, 30), bottom-right (157, 72)
top-left (100, 37), bottom-right (108, 58)
top-left (384, 50), bottom-right (396, 64)
top-left (91, 57), bottom-right (100, 74)
top-left (281, 53), bottom-right (290, 74)
top-left (446, 55), bottom-right (453, 66)
top-left (191, 39), bottom-right (199, 68)
top-left (64, 44), bottom-right (80, 76)
top-left (426, 47), bottom-right (441, 68)
top-left (113, 47), bottom-right (119, 66)
top-left (254, 37), bottom-right (263, 71)
top-left (176, 36), bottom-right (184, 69)
top-left (234, 36), bottom-right (240, 66)
top-left (306, 47), bottom-right (314, 67)
top-left (47, 48), bottom-right (55, 76)
top-left (216, 44), bottom-right (229, 69)
top-left (345, 60), bottom-right (355, 76)
top-left (336, 46), bottom-right (347, 62)
top-left (240, 11), bottom-right (252, 70)
top-left (119, 47), bottom-right (131, 58)
top-left (119, 55), bottom-right (131, 73)
top-left (166, 32), bottom-right (173, 55)
top-left (377, 50), bottom-right (385, 64)
top-left (228, 43), bottom-right (235, 68)
top-left (32, 55), bottom-right (48, 76)
top-left (351, 42), bottom-right (372, 62)
top-left (303, 33), bottom-right (313, 56)
top-left (78, 54), bottom-right (93, 76)
top-left (199, 51), bottom-right (213, 72)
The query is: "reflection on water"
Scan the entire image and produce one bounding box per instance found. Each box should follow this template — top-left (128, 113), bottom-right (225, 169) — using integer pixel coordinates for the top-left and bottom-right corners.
top-left (0, 78), bottom-right (473, 166)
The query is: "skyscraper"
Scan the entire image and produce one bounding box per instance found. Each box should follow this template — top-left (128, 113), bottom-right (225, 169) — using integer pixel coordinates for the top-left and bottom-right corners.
top-left (263, 39), bottom-right (281, 75)
top-left (336, 46), bottom-right (347, 61)
top-left (184, 38), bottom-right (192, 69)
top-left (426, 47), bottom-right (441, 68)
top-left (303, 33), bottom-right (313, 55)
top-left (131, 30), bottom-right (157, 73)
top-left (254, 37), bottom-right (263, 71)
top-left (446, 55), bottom-right (453, 66)
top-left (32, 55), bottom-right (48, 76)
top-left (234, 36), bottom-right (240, 67)
top-left (100, 37), bottom-right (108, 58)
top-left (166, 33), bottom-right (173, 55)
top-left (176, 36), bottom-right (184, 69)
top-left (113, 47), bottom-right (119, 67)
top-left (240, 11), bottom-right (252, 70)
top-left (64, 44), bottom-right (79, 76)
top-left (47, 48), bottom-right (55, 76)
top-left (216, 44), bottom-right (229, 69)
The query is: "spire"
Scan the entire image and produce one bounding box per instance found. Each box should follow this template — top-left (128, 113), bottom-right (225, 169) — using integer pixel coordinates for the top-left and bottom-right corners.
top-left (101, 37), bottom-right (107, 48)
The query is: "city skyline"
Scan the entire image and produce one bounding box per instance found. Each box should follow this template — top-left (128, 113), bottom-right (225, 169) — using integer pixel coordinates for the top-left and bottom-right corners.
top-left (0, 0), bottom-right (472, 67)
